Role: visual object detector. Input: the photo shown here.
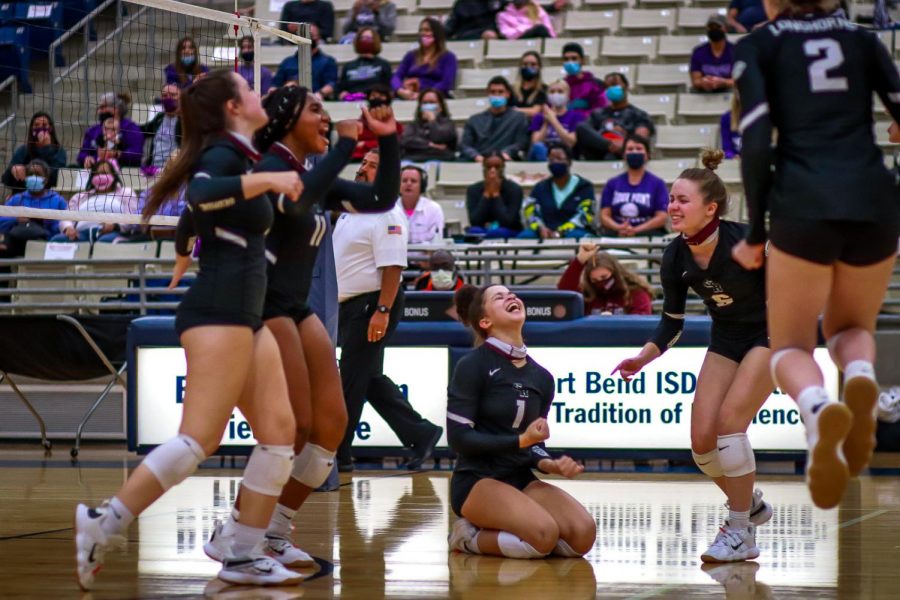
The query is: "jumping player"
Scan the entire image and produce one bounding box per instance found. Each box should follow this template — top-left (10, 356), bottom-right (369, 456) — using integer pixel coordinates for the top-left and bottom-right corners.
top-left (447, 284), bottom-right (596, 560)
top-left (731, 0), bottom-right (900, 508)
top-left (75, 71), bottom-right (304, 589)
top-left (614, 151), bottom-right (774, 563)
top-left (201, 86), bottom-right (402, 567)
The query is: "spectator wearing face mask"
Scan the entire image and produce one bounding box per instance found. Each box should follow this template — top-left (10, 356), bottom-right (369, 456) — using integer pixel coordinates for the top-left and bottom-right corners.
top-left (2, 112), bottom-right (66, 192)
top-left (497, 0), bottom-right (557, 40)
top-left (52, 160), bottom-right (140, 243)
top-left (690, 15), bottom-right (735, 93)
top-left (598, 135), bottom-right (669, 238)
top-left (511, 51), bottom-right (547, 119)
top-left (337, 27), bottom-right (393, 100)
top-left (465, 152), bottom-right (524, 239)
top-left (235, 35), bottom-right (274, 95)
top-left (520, 144), bottom-right (594, 239)
top-left (393, 18), bottom-right (458, 100)
top-left (460, 76), bottom-right (530, 162)
top-left (352, 85), bottom-right (404, 160)
top-left (77, 92), bottom-right (144, 168)
top-left (413, 249), bottom-right (465, 291)
top-left (397, 165), bottom-right (443, 244)
top-left (164, 36), bottom-right (209, 89)
top-left (529, 79), bottom-right (585, 161)
top-left (141, 83), bottom-right (182, 173)
top-left (0, 159), bottom-right (67, 256)
top-left (558, 243), bottom-right (653, 315)
top-left (274, 24), bottom-right (337, 98)
top-left (562, 42), bottom-right (606, 119)
top-left (575, 72), bottom-right (654, 161)
top-left (400, 88), bottom-right (457, 161)
top-left (341, 0), bottom-right (397, 41)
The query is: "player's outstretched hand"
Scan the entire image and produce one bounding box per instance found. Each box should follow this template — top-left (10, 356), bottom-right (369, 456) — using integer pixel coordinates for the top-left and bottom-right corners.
top-left (168, 254), bottom-right (191, 289)
top-left (269, 171), bottom-right (304, 202)
top-left (362, 105), bottom-right (398, 137)
top-left (732, 239), bottom-right (765, 270)
top-left (612, 356), bottom-right (644, 381)
top-left (335, 119), bottom-right (361, 142)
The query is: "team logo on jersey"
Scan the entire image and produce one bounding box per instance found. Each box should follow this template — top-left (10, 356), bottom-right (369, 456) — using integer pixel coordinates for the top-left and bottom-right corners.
top-left (703, 279), bottom-right (734, 308)
top-left (514, 382), bottom-right (529, 398)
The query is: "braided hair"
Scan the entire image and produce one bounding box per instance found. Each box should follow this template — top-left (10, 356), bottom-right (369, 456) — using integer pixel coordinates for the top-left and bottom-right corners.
top-left (254, 85), bottom-right (309, 153)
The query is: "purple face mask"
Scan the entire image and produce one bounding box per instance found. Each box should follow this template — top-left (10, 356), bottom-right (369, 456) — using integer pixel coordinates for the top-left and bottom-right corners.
top-left (161, 97), bottom-right (178, 113)
top-left (32, 127), bottom-right (50, 137)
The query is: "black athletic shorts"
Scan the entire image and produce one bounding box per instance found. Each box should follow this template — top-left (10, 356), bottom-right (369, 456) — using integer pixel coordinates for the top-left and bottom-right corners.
top-left (770, 217), bottom-right (899, 267)
top-left (262, 301), bottom-right (314, 324)
top-left (708, 320), bottom-right (769, 363)
top-left (450, 469), bottom-right (538, 517)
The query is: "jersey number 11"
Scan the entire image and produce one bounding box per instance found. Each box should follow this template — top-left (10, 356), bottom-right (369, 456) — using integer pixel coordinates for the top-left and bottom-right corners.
top-left (804, 39), bottom-right (849, 93)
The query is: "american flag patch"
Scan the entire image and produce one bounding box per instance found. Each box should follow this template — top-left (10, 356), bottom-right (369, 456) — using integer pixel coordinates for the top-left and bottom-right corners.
top-left (387, 225), bottom-right (402, 235)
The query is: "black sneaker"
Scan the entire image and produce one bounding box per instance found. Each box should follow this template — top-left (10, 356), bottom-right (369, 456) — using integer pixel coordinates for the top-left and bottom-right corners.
top-left (407, 425), bottom-right (443, 470)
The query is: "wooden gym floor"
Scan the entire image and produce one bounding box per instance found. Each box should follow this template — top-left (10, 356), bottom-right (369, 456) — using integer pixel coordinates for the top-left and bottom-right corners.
top-left (1, 446), bottom-right (899, 599)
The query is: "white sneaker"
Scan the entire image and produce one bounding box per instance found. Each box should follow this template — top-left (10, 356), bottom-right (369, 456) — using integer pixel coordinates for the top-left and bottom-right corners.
top-left (726, 488), bottom-right (773, 527)
top-left (700, 525), bottom-right (759, 563)
top-left (203, 520), bottom-right (229, 563)
top-left (843, 374), bottom-right (880, 477)
top-left (74, 503), bottom-right (126, 591)
top-left (265, 534), bottom-right (316, 568)
top-left (448, 517), bottom-right (480, 554)
top-left (806, 402), bottom-right (853, 509)
top-left (218, 554), bottom-right (305, 586)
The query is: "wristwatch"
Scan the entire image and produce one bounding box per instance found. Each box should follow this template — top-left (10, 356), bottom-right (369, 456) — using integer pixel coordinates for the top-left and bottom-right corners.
top-left (376, 304), bottom-right (390, 314)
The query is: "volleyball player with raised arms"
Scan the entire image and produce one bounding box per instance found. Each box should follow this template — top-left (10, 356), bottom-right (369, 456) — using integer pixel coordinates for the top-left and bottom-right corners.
top-left (74, 71), bottom-right (305, 589)
top-left (201, 86), bottom-right (402, 566)
top-left (447, 285), bottom-right (596, 560)
top-left (614, 152), bottom-right (774, 563)
top-left (731, 0), bottom-right (900, 508)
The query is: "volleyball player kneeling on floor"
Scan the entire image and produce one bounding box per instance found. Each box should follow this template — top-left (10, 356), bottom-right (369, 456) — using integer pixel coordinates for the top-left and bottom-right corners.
top-left (614, 151), bottom-right (774, 564)
top-left (731, 0), bottom-right (900, 509)
top-left (447, 284), bottom-right (596, 559)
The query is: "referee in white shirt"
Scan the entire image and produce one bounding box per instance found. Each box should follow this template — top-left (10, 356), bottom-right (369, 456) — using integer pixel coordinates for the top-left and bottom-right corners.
top-left (332, 159), bottom-right (443, 472)
top-left (397, 165), bottom-right (444, 244)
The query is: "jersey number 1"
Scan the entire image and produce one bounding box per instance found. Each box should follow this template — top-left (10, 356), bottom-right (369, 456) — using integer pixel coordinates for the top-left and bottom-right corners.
top-left (512, 399), bottom-right (526, 429)
top-left (310, 214), bottom-right (328, 247)
top-left (804, 39), bottom-right (848, 93)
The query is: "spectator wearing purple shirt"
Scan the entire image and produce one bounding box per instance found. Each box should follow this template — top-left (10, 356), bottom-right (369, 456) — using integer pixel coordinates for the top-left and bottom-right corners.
top-left (598, 135), bottom-right (669, 237)
top-left (528, 79), bottom-right (585, 161)
top-left (77, 92), bottom-right (144, 168)
top-left (163, 37), bottom-right (209, 89)
top-left (562, 42), bottom-right (607, 118)
top-left (690, 15), bottom-right (735, 93)
top-left (235, 36), bottom-right (274, 95)
top-left (576, 72), bottom-right (654, 161)
top-left (392, 18), bottom-right (458, 100)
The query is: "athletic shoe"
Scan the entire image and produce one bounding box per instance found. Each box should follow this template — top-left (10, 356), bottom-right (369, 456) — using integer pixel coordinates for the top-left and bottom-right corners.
top-left (203, 520), bottom-right (229, 563)
top-left (700, 524), bottom-right (759, 563)
top-left (74, 502), bottom-right (126, 591)
top-left (407, 425), bottom-right (443, 471)
top-left (807, 402), bottom-right (853, 509)
top-left (264, 534), bottom-right (316, 568)
top-left (218, 555), bottom-right (304, 586)
top-left (727, 488), bottom-right (773, 527)
top-left (448, 517), bottom-right (480, 554)
top-left (842, 374), bottom-right (880, 477)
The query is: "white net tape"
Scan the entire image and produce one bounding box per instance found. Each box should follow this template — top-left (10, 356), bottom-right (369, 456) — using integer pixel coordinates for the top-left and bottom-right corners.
top-left (0, 204), bottom-right (178, 227)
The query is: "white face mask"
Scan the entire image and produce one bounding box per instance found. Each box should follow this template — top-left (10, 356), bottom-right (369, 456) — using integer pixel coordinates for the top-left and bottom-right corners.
top-left (547, 92), bottom-right (568, 108)
top-left (431, 269), bottom-right (455, 290)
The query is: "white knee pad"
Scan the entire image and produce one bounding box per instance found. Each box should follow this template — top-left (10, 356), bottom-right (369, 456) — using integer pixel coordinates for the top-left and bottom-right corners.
top-left (552, 539), bottom-right (583, 557)
top-left (692, 448), bottom-right (724, 478)
top-left (142, 434), bottom-right (206, 491)
top-left (769, 348), bottom-right (803, 390)
top-left (241, 444), bottom-right (294, 497)
top-left (717, 433), bottom-right (756, 478)
top-left (497, 531), bottom-right (548, 559)
top-left (291, 443), bottom-right (336, 488)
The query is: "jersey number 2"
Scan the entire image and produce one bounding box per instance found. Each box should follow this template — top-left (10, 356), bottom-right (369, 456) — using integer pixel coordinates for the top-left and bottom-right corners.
top-left (804, 39), bottom-right (848, 93)
top-left (512, 400), bottom-right (526, 429)
top-left (310, 214), bottom-right (328, 247)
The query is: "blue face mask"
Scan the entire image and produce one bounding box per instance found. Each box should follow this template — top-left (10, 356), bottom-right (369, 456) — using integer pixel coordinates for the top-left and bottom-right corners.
top-left (563, 61), bottom-right (582, 76)
top-left (181, 55), bottom-right (196, 67)
top-left (489, 95), bottom-right (508, 109)
top-left (420, 102), bottom-right (439, 113)
top-left (549, 162), bottom-right (569, 178)
top-left (25, 175), bottom-right (45, 192)
top-left (606, 85), bottom-right (626, 103)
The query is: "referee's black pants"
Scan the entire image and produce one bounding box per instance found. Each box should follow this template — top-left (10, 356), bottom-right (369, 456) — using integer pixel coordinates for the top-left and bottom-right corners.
top-left (336, 288), bottom-right (435, 465)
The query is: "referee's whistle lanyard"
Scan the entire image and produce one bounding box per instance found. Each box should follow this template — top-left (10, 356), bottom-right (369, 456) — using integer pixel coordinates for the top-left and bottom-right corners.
top-left (485, 336), bottom-right (528, 360)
